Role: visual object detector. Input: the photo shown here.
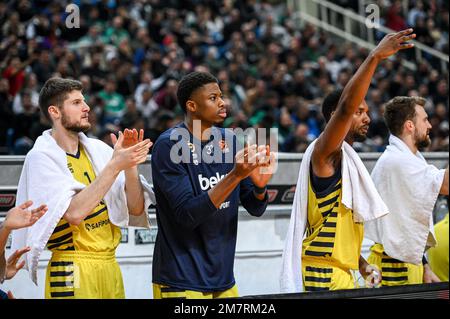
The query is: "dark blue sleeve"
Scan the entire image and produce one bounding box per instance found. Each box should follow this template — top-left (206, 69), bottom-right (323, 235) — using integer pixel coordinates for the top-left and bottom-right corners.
top-left (151, 138), bottom-right (218, 230)
top-left (239, 177), bottom-right (268, 217)
top-left (0, 289), bottom-right (8, 299)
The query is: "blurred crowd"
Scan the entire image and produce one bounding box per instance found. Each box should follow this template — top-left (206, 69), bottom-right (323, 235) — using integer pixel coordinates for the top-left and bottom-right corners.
top-left (0, 0), bottom-right (448, 155)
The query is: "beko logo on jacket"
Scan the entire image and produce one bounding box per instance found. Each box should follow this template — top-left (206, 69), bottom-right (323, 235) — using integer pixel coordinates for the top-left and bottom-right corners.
top-left (198, 173), bottom-right (226, 191)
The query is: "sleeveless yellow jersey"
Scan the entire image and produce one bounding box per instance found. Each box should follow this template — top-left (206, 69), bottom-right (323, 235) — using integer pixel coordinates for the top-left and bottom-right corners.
top-left (428, 213), bottom-right (449, 281)
top-left (46, 145), bottom-right (121, 252)
top-left (302, 175), bottom-right (364, 271)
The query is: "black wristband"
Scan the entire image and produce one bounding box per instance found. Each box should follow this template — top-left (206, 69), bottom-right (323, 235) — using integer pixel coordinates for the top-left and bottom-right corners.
top-left (253, 185), bottom-right (267, 195)
top-left (422, 255), bottom-right (428, 265)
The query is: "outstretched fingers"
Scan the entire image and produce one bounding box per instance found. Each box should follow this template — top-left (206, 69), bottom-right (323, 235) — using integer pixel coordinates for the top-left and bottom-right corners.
top-left (18, 200), bottom-right (33, 210)
top-left (394, 28), bottom-right (414, 38)
top-left (15, 260), bottom-right (26, 271)
top-left (245, 144), bottom-right (258, 161)
top-left (399, 42), bottom-right (415, 50)
top-left (134, 148), bottom-right (150, 164)
top-left (400, 33), bottom-right (416, 43)
top-left (31, 204), bottom-right (48, 220)
top-left (129, 139), bottom-right (152, 152)
top-left (130, 128), bottom-right (138, 142)
top-left (395, 28), bottom-right (415, 50)
top-left (124, 128), bottom-right (131, 140)
top-left (7, 247), bottom-right (30, 265)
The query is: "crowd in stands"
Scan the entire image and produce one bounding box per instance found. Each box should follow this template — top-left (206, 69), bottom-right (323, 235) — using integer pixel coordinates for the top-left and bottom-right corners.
top-left (0, 0), bottom-right (448, 155)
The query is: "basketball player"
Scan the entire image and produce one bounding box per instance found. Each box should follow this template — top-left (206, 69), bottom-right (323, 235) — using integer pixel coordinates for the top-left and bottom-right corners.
top-left (366, 96), bottom-right (448, 286)
top-left (11, 77), bottom-right (153, 298)
top-left (282, 29), bottom-right (416, 292)
top-left (151, 71), bottom-right (276, 298)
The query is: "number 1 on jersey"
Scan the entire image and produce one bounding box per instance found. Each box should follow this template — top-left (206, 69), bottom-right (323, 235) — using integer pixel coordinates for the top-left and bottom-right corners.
top-left (84, 171), bottom-right (92, 184)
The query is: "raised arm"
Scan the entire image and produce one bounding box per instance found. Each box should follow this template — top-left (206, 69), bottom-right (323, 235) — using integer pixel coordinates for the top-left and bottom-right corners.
top-left (313, 29), bottom-right (416, 170)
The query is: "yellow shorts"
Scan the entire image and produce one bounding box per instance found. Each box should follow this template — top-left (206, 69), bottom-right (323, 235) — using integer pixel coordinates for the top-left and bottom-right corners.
top-left (45, 250), bottom-right (125, 299)
top-left (153, 283), bottom-right (239, 299)
top-left (367, 244), bottom-right (423, 286)
top-left (302, 257), bottom-right (357, 291)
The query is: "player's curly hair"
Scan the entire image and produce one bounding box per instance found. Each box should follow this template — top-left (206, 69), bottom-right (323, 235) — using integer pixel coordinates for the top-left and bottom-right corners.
top-left (177, 72), bottom-right (218, 113)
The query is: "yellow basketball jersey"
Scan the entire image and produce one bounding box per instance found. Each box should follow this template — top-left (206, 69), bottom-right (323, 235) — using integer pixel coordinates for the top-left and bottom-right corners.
top-left (427, 213), bottom-right (449, 281)
top-left (368, 243), bottom-right (423, 285)
top-left (47, 145), bottom-right (121, 252)
top-left (302, 177), bottom-right (364, 271)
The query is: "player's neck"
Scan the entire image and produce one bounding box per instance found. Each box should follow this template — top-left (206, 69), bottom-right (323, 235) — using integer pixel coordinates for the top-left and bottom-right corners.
top-left (399, 133), bottom-right (418, 154)
top-left (51, 126), bottom-right (80, 154)
top-left (344, 136), bottom-right (354, 146)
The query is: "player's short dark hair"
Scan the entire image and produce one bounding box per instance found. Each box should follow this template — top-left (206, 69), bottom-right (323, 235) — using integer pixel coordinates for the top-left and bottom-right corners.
top-left (322, 89), bottom-right (343, 123)
top-left (384, 96), bottom-right (427, 137)
top-left (39, 77), bottom-right (83, 121)
top-left (177, 72), bottom-right (218, 113)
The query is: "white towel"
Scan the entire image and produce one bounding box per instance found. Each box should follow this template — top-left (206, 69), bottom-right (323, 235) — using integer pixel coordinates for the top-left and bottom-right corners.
top-left (365, 135), bottom-right (445, 265)
top-left (10, 129), bottom-right (155, 285)
top-left (280, 139), bottom-right (389, 293)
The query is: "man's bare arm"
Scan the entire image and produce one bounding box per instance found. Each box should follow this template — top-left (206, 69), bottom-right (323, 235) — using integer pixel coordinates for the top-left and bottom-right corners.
top-left (124, 168), bottom-right (145, 216)
top-left (313, 29), bottom-right (416, 175)
top-left (64, 137), bottom-right (151, 225)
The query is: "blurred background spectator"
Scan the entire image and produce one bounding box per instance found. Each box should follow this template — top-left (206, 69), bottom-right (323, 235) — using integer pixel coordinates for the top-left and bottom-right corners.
top-left (0, 0), bottom-right (448, 155)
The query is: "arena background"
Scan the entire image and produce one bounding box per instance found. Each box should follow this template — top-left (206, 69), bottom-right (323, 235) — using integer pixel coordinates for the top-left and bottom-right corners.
top-left (0, 0), bottom-right (448, 299)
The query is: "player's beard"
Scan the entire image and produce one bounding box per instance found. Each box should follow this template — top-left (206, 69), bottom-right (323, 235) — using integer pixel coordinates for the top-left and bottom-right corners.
top-left (352, 127), bottom-right (368, 142)
top-left (61, 111), bottom-right (90, 133)
top-left (348, 123), bottom-right (369, 143)
top-left (414, 129), bottom-right (431, 149)
top-left (353, 132), bottom-right (367, 142)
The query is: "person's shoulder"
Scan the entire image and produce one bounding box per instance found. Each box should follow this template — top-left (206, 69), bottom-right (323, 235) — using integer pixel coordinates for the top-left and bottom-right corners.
top-left (24, 147), bottom-right (46, 161)
top-left (24, 133), bottom-right (53, 161)
top-left (374, 150), bottom-right (402, 169)
top-left (156, 127), bottom-right (176, 143)
top-left (155, 123), bottom-right (189, 143)
top-left (154, 123), bottom-right (185, 147)
top-left (376, 147), bottom-right (421, 174)
top-left (82, 136), bottom-right (113, 155)
top-left (23, 147), bottom-right (62, 171)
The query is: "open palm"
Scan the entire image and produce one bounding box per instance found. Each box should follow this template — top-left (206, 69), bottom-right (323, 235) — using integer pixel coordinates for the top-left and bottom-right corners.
top-left (4, 201), bottom-right (47, 231)
top-left (111, 128), bottom-right (152, 149)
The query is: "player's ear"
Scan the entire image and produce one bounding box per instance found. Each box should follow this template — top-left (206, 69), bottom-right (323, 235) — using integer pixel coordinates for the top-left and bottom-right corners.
top-left (186, 100), bottom-right (196, 113)
top-left (404, 119), bottom-right (414, 133)
top-left (48, 105), bottom-right (60, 120)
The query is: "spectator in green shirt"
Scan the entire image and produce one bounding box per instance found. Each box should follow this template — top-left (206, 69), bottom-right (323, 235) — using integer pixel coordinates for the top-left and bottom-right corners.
top-left (103, 16), bottom-right (130, 47)
top-left (98, 77), bottom-right (126, 124)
